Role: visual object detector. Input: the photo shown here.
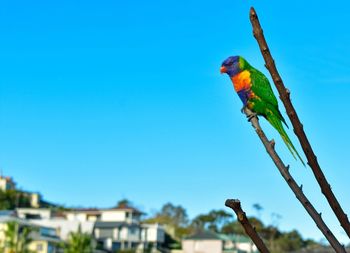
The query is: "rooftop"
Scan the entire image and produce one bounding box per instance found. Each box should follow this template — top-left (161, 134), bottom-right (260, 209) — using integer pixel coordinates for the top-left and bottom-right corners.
top-left (66, 206), bottom-right (143, 214)
top-left (184, 230), bottom-right (222, 240)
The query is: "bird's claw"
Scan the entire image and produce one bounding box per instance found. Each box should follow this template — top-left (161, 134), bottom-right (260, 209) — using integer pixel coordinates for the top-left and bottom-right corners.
top-left (247, 112), bottom-right (257, 122)
top-left (241, 106), bottom-right (257, 121)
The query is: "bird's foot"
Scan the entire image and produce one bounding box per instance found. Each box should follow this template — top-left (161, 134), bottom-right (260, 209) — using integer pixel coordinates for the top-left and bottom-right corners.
top-left (247, 112), bottom-right (257, 122)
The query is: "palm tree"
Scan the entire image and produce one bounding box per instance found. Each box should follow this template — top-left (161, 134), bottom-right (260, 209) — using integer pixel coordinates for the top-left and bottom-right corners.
top-left (64, 225), bottom-right (94, 253)
top-left (2, 221), bottom-right (34, 253)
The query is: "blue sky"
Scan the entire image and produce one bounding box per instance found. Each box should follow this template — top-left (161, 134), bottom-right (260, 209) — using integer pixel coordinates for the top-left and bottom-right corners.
top-left (1, 0), bottom-right (350, 244)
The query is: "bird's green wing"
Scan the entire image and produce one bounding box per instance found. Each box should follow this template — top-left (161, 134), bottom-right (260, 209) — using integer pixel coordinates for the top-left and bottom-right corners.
top-left (249, 68), bottom-right (288, 127)
top-left (247, 67), bottom-right (304, 165)
top-left (249, 68), bottom-right (278, 107)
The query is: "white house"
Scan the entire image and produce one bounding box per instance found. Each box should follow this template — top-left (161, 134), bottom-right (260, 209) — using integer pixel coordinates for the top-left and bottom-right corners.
top-left (141, 223), bottom-right (165, 243)
top-left (15, 206), bottom-right (165, 252)
top-left (67, 207), bottom-right (165, 252)
top-left (31, 218), bottom-right (95, 241)
top-left (182, 231), bottom-right (258, 253)
top-left (65, 207), bottom-right (143, 223)
top-left (182, 231), bottom-right (223, 253)
top-left (219, 234), bottom-right (258, 253)
top-left (93, 222), bottom-right (165, 252)
top-left (0, 176), bottom-right (15, 192)
top-left (17, 208), bottom-right (52, 220)
top-left (0, 216), bottom-right (61, 253)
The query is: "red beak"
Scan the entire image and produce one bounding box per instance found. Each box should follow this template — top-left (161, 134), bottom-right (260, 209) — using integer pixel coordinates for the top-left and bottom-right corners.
top-left (220, 66), bottom-right (227, 74)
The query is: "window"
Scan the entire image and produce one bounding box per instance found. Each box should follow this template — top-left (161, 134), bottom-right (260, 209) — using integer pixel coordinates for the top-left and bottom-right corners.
top-left (112, 242), bottom-right (121, 251)
top-left (48, 243), bottom-right (55, 253)
top-left (25, 214), bottom-right (41, 219)
top-left (129, 227), bottom-right (137, 234)
top-left (99, 228), bottom-right (114, 238)
top-left (40, 227), bottom-right (56, 237)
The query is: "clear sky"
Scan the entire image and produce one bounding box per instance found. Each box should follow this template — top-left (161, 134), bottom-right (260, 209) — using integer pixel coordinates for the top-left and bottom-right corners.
top-left (1, 0), bottom-right (350, 244)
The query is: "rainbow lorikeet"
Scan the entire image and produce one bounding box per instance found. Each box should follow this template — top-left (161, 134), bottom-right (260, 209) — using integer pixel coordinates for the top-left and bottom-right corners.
top-left (220, 56), bottom-right (304, 165)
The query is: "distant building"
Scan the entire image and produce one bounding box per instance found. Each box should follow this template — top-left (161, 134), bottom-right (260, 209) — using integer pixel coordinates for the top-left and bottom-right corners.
top-left (0, 176), bottom-right (16, 191)
top-left (141, 223), bottom-right (166, 244)
top-left (219, 234), bottom-right (257, 253)
top-left (66, 207), bottom-right (165, 252)
top-left (0, 175), bottom-right (42, 208)
top-left (182, 231), bottom-right (223, 253)
top-left (0, 216), bottom-right (61, 253)
top-left (65, 206), bottom-right (143, 223)
top-left (0, 175), bottom-right (166, 252)
top-left (16, 208), bottom-right (95, 240)
top-left (17, 208), bottom-right (52, 220)
top-left (182, 231), bottom-right (258, 253)
top-left (19, 191), bottom-right (42, 208)
top-left (30, 192), bottom-right (41, 208)
top-left (32, 218), bottom-right (95, 241)
top-left (15, 206), bottom-right (165, 252)
top-left (94, 221), bottom-right (164, 252)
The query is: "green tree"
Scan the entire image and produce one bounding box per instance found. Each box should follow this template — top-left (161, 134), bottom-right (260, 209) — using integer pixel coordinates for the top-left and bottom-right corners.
top-left (2, 221), bottom-right (34, 253)
top-left (116, 199), bottom-right (133, 208)
top-left (208, 210), bottom-right (233, 231)
top-left (192, 210), bottom-right (233, 232)
top-left (0, 190), bottom-right (31, 210)
top-left (158, 203), bottom-right (189, 227)
top-left (191, 214), bottom-right (215, 231)
top-left (142, 202), bottom-right (319, 252)
top-left (144, 203), bottom-right (189, 227)
top-left (221, 216), bottom-right (264, 235)
top-left (64, 226), bottom-right (94, 253)
top-left (143, 202), bottom-right (189, 240)
top-left (274, 230), bottom-right (303, 252)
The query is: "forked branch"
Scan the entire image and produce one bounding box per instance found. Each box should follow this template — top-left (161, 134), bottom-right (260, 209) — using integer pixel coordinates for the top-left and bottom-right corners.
top-left (249, 7), bottom-right (350, 239)
top-left (243, 107), bottom-right (345, 253)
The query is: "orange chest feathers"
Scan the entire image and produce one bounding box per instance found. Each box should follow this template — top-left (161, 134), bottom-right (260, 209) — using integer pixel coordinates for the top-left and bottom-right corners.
top-left (230, 70), bottom-right (252, 92)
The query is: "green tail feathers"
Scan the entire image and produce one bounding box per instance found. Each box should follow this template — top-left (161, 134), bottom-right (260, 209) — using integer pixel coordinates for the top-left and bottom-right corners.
top-left (267, 115), bottom-right (306, 166)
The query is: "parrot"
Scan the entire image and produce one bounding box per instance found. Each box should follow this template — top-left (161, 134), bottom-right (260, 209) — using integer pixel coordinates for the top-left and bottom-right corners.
top-left (220, 55), bottom-right (305, 165)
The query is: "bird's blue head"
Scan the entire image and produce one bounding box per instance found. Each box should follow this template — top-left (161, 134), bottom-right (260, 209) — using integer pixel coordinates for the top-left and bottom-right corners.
top-left (220, 56), bottom-right (242, 77)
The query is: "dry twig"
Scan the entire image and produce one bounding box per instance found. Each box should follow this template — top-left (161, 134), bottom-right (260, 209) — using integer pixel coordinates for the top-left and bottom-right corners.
top-left (225, 199), bottom-right (270, 253)
top-left (249, 7), bottom-right (350, 239)
top-left (243, 107), bottom-right (345, 253)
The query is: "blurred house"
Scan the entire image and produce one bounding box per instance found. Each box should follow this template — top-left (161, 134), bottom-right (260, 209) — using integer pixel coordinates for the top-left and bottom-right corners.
top-left (65, 206), bottom-right (143, 223)
top-left (66, 207), bottom-right (165, 252)
top-left (182, 231), bottom-right (258, 253)
top-left (0, 176), bottom-right (16, 191)
top-left (182, 231), bottom-right (223, 253)
top-left (18, 208), bottom-right (95, 240)
top-left (0, 215), bottom-right (61, 253)
top-left (219, 234), bottom-right (258, 253)
top-left (0, 174), bottom-right (41, 208)
top-left (29, 192), bottom-right (41, 208)
top-left (15, 206), bottom-right (165, 252)
top-left (17, 208), bottom-right (53, 220)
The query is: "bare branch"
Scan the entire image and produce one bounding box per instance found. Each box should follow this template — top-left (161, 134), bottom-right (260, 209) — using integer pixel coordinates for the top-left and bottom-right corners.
top-left (243, 107), bottom-right (345, 253)
top-left (225, 199), bottom-right (270, 253)
top-left (249, 6), bottom-right (350, 239)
